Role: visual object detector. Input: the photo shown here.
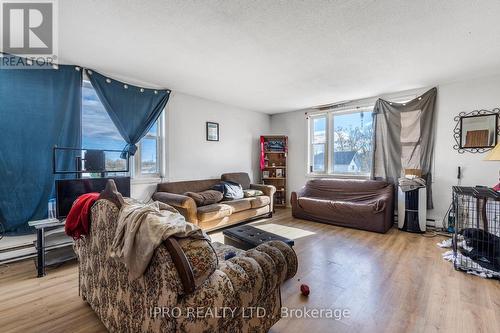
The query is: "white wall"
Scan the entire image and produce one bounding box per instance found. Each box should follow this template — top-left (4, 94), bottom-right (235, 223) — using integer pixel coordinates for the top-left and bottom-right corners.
top-left (270, 110), bottom-right (309, 201)
top-left (132, 75), bottom-right (500, 217)
top-left (131, 92), bottom-right (270, 201)
top-left (432, 75), bottom-right (500, 225)
top-left (270, 75), bottom-right (500, 226)
top-left (269, 88), bottom-right (426, 207)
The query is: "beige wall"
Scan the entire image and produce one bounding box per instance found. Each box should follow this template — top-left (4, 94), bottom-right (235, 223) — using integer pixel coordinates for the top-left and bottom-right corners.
top-left (432, 75), bottom-right (500, 225)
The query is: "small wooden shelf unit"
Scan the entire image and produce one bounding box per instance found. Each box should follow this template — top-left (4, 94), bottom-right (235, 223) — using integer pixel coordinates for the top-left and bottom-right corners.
top-left (260, 135), bottom-right (287, 208)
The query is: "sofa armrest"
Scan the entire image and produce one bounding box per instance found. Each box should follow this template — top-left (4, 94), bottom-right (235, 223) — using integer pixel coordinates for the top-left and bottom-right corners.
top-left (291, 186), bottom-right (307, 210)
top-left (177, 237), bottom-right (218, 293)
top-left (164, 237), bottom-right (196, 294)
top-left (153, 192), bottom-right (198, 223)
top-left (165, 237), bottom-right (219, 295)
top-left (381, 184), bottom-right (395, 228)
top-left (250, 183), bottom-right (276, 210)
top-left (290, 191), bottom-right (298, 207)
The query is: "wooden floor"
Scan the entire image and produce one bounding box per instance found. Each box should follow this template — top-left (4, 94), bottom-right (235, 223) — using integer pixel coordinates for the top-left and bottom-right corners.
top-left (1, 209), bottom-right (499, 333)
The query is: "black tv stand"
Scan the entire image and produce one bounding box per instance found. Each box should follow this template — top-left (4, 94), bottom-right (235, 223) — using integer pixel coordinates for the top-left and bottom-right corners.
top-left (28, 218), bottom-right (74, 277)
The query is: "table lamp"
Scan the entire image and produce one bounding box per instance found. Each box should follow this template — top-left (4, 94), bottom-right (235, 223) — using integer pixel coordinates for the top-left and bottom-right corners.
top-left (485, 142), bottom-right (500, 190)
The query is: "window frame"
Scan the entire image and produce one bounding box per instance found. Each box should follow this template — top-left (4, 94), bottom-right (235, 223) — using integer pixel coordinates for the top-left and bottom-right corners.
top-left (308, 114), bottom-right (328, 174)
top-left (133, 113), bottom-right (163, 179)
top-left (308, 105), bottom-right (374, 178)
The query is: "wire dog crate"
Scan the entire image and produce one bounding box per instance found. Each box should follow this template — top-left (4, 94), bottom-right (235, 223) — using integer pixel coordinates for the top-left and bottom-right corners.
top-left (452, 186), bottom-right (500, 277)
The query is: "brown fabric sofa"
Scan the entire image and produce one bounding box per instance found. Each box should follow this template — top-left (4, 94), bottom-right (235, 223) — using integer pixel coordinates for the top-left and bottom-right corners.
top-left (291, 178), bottom-right (394, 233)
top-left (153, 172), bottom-right (275, 231)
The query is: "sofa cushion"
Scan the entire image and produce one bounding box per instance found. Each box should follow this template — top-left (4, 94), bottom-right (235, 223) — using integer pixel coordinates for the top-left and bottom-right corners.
top-left (250, 195), bottom-right (270, 208)
top-left (197, 203), bottom-right (233, 222)
top-left (221, 172), bottom-right (251, 190)
top-left (211, 241), bottom-right (246, 261)
top-left (184, 190), bottom-right (223, 207)
top-left (223, 198), bottom-right (252, 213)
top-left (302, 178), bottom-right (391, 199)
top-left (243, 189), bottom-right (264, 198)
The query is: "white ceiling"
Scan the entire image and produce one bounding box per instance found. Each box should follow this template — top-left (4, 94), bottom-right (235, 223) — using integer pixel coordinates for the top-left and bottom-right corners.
top-left (58, 0), bottom-right (500, 114)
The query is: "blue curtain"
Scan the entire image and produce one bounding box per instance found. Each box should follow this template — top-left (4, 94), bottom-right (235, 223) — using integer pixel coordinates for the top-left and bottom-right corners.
top-left (0, 58), bottom-right (82, 233)
top-left (86, 70), bottom-right (170, 157)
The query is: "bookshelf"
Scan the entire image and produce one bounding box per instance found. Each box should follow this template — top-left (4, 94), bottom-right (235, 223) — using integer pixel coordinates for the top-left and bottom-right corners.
top-left (260, 135), bottom-right (287, 208)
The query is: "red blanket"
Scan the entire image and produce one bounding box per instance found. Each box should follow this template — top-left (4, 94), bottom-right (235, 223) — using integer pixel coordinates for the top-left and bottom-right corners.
top-left (65, 193), bottom-right (100, 240)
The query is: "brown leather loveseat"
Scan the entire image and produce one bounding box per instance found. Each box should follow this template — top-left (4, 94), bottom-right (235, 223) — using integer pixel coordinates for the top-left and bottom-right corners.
top-left (291, 178), bottom-right (394, 233)
top-left (153, 172), bottom-right (275, 231)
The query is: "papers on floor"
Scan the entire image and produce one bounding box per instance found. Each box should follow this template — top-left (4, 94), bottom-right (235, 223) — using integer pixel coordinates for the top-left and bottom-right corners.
top-left (437, 237), bottom-right (500, 279)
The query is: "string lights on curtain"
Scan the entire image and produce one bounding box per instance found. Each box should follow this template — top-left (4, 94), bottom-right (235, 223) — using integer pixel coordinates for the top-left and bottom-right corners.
top-left (77, 67), bottom-right (170, 95)
top-left (83, 68), bottom-right (171, 158)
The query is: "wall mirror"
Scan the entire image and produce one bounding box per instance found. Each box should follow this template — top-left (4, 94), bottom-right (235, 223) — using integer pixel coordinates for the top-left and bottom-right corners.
top-left (453, 109), bottom-right (500, 153)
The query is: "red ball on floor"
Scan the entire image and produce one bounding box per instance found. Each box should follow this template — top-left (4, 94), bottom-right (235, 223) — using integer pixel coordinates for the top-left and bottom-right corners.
top-left (300, 284), bottom-right (310, 296)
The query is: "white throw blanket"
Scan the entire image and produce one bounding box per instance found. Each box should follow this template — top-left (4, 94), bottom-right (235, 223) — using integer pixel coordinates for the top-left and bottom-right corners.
top-left (110, 201), bottom-right (208, 280)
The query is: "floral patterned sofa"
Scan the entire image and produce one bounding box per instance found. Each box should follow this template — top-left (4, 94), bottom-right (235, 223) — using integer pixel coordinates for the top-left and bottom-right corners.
top-left (75, 199), bottom-right (298, 333)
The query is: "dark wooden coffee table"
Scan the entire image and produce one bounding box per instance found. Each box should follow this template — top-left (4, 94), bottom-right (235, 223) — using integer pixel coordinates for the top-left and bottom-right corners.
top-left (223, 225), bottom-right (294, 250)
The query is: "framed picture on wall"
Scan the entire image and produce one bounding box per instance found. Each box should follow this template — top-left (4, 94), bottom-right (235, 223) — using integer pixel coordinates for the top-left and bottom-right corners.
top-left (206, 122), bottom-right (219, 141)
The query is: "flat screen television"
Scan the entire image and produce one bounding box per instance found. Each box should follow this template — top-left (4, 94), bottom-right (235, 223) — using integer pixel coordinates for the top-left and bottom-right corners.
top-left (55, 177), bottom-right (130, 218)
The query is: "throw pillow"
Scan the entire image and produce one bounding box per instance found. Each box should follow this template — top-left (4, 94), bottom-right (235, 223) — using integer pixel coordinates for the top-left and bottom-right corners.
top-left (243, 189), bottom-right (264, 198)
top-left (211, 183), bottom-right (225, 194)
top-left (185, 190), bottom-right (223, 207)
top-left (212, 181), bottom-right (244, 200)
top-left (99, 179), bottom-right (125, 208)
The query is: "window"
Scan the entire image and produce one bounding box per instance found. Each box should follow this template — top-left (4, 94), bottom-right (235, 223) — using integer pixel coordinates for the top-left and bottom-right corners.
top-left (136, 122), bottom-right (160, 176)
top-left (82, 80), bottom-right (161, 177)
top-left (310, 115), bottom-right (327, 173)
top-left (309, 107), bottom-right (373, 176)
